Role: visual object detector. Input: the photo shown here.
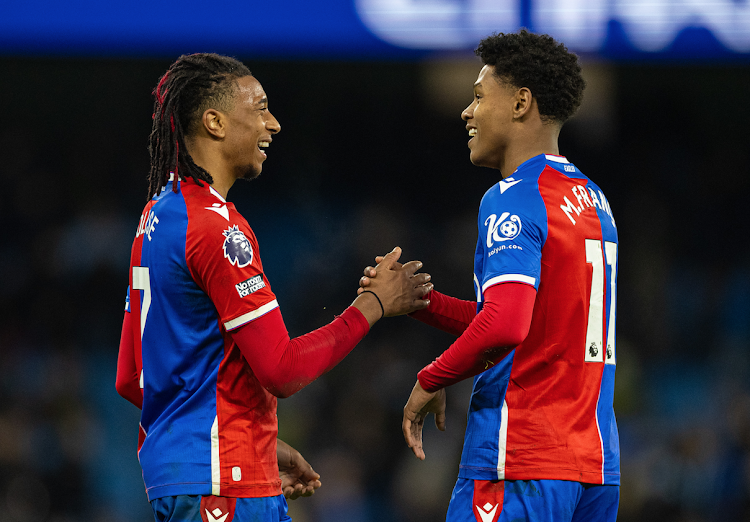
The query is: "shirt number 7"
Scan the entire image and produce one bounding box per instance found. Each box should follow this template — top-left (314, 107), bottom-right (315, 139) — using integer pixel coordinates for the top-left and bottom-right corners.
top-left (132, 266), bottom-right (151, 388)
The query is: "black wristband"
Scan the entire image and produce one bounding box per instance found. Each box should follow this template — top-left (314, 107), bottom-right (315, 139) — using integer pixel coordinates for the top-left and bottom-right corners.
top-left (360, 290), bottom-right (385, 319)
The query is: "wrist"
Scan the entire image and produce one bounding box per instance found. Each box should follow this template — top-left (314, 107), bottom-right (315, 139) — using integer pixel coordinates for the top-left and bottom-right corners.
top-left (352, 292), bottom-right (383, 327)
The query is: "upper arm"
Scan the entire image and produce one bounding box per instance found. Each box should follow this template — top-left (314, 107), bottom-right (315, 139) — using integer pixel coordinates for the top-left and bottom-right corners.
top-left (184, 212), bottom-right (279, 332)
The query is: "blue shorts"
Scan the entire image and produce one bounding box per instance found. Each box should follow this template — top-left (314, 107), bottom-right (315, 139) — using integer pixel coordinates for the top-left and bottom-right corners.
top-left (151, 494), bottom-right (291, 522)
top-left (446, 478), bottom-right (619, 522)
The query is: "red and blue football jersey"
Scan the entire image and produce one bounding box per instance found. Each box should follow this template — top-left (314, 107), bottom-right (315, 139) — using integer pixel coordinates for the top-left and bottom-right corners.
top-left (125, 176), bottom-right (282, 501)
top-left (462, 154), bottom-right (620, 485)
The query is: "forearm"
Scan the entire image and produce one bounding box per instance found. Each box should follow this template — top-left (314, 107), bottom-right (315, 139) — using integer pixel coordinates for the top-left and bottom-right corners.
top-left (417, 283), bottom-right (536, 392)
top-left (409, 290), bottom-right (477, 337)
top-left (233, 306), bottom-right (370, 398)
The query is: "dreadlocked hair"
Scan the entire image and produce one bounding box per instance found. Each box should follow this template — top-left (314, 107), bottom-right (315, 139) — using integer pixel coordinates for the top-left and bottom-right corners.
top-left (147, 53), bottom-right (252, 199)
top-left (476, 29), bottom-right (585, 125)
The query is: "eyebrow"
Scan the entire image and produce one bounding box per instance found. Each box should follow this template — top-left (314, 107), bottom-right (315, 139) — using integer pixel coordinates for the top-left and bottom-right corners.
top-left (256, 97), bottom-right (268, 106)
top-left (473, 81), bottom-right (482, 88)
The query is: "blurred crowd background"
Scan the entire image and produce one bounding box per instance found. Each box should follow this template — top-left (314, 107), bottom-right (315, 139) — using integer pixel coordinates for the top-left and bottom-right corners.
top-left (1, 39), bottom-right (749, 522)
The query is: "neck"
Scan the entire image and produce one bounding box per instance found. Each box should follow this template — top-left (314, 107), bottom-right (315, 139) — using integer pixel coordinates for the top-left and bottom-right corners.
top-left (499, 125), bottom-right (560, 179)
top-left (186, 137), bottom-right (235, 199)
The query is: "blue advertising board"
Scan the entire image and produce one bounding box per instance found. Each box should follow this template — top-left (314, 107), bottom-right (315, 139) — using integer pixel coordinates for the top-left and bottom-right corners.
top-left (1, 0), bottom-right (748, 60)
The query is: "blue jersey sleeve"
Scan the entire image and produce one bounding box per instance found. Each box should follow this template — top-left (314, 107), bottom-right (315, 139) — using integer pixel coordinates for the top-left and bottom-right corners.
top-left (474, 181), bottom-right (548, 294)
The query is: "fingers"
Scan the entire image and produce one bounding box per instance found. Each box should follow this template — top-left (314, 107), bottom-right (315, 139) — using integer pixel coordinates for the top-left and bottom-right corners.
top-left (377, 246), bottom-right (402, 270)
top-left (403, 406), bottom-right (427, 460)
top-left (411, 272), bottom-right (431, 285)
top-left (401, 260), bottom-right (423, 277)
top-left (410, 297), bottom-right (431, 312)
top-left (362, 266), bottom-right (376, 278)
top-left (417, 282), bottom-right (434, 298)
top-left (402, 417), bottom-right (425, 460)
top-left (284, 477), bottom-right (321, 500)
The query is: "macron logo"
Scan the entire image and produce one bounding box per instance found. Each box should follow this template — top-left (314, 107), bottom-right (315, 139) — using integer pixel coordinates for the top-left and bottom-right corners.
top-left (499, 177), bottom-right (522, 194)
top-left (205, 508), bottom-right (228, 522)
top-left (205, 203), bottom-right (230, 221)
top-left (476, 502), bottom-right (499, 522)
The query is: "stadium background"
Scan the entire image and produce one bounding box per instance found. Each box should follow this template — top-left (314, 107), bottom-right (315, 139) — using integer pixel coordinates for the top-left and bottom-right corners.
top-left (1, 1), bottom-right (749, 521)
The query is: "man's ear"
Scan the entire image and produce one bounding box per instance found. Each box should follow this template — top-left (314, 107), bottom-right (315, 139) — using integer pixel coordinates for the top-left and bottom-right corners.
top-left (513, 87), bottom-right (533, 119)
top-left (202, 109), bottom-right (226, 139)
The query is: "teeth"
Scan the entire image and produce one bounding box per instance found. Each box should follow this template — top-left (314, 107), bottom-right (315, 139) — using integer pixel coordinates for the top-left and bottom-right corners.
top-left (468, 129), bottom-right (477, 136)
top-left (259, 141), bottom-right (270, 148)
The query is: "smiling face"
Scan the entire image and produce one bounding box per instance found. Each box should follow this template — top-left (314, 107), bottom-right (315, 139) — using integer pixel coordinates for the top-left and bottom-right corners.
top-left (223, 75), bottom-right (281, 180)
top-left (461, 65), bottom-right (517, 171)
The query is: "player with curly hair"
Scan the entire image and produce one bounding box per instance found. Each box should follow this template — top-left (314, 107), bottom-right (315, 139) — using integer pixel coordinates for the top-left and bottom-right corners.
top-left (363, 29), bottom-right (620, 521)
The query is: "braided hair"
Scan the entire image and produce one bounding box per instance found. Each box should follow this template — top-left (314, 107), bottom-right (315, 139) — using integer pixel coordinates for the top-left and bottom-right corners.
top-left (147, 53), bottom-right (252, 199)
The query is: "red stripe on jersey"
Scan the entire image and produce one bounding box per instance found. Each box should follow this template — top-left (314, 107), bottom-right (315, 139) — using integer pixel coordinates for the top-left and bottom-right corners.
top-left (215, 330), bottom-right (281, 497)
top-left (503, 166), bottom-right (606, 484)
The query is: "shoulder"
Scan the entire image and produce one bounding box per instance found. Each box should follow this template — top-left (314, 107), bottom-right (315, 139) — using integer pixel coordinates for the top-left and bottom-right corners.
top-left (479, 173), bottom-right (547, 220)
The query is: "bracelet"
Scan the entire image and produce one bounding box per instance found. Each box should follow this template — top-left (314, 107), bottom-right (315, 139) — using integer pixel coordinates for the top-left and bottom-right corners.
top-left (360, 290), bottom-right (384, 319)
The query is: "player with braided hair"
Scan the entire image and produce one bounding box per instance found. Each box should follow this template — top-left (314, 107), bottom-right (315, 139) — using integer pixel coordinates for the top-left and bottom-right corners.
top-left (116, 53), bottom-right (432, 522)
top-left (146, 53), bottom-right (252, 198)
top-left (362, 30), bottom-right (619, 522)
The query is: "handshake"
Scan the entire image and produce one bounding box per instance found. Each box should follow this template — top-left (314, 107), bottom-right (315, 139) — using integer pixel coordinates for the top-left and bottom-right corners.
top-left (352, 246), bottom-right (433, 324)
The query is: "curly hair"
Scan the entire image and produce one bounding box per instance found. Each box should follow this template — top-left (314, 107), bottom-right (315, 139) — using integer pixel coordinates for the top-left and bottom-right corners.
top-left (475, 29), bottom-right (585, 125)
top-left (147, 53), bottom-right (252, 199)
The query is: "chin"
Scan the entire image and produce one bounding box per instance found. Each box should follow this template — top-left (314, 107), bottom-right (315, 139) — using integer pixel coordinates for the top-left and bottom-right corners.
top-left (241, 166), bottom-right (262, 180)
top-left (469, 151), bottom-right (484, 167)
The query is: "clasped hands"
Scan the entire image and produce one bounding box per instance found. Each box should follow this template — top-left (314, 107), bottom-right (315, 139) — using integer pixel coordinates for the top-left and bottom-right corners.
top-left (358, 249), bottom-right (447, 461)
top-left (356, 246), bottom-right (433, 318)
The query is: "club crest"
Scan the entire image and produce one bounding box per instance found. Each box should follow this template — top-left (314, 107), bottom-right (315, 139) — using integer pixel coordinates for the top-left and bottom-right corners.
top-left (222, 225), bottom-right (253, 268)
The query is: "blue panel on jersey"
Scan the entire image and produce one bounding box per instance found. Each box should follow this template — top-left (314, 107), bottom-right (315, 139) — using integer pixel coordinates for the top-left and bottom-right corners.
top-left (136, 183), bottom-right (226, 499)
top-left (474, 157), bottom-right (550, 299)
top-left (458, 353), bottom-right (514, 479)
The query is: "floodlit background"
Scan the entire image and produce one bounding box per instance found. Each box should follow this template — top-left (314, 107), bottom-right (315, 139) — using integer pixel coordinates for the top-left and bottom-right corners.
top-left (0, 1), bottom-right (749, 521)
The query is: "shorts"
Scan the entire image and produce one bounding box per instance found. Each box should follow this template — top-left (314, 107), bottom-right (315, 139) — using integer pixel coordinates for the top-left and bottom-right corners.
top-left (151, 493), bottom-right (291, 522)
top-left (446, 477), bottom-right (619, 522)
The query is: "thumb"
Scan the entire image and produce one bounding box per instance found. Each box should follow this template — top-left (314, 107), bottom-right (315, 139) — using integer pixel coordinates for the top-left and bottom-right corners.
top-left (435, 411), bottom-right (446, 432)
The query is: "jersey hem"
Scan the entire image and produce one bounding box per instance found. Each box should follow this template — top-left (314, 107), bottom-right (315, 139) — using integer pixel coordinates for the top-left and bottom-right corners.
top-left (146, 480), bottom-right (283, 501)
top-left (458, 465), bottom-right (620, 486)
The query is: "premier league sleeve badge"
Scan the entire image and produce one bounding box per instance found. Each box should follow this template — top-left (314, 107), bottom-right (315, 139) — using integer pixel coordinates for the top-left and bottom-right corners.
top-left (222, 225), bottom-right (254, 268)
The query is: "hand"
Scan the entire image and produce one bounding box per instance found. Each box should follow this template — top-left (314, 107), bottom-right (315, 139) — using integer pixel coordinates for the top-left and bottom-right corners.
top-left (277, 439), bottom-right (321, 500)
top-left (355, 247), bottom-right (432, 317)
top-left (402, 380), bottom-right (446, 460)
top-left (358, 254), bottom-right (398, 294)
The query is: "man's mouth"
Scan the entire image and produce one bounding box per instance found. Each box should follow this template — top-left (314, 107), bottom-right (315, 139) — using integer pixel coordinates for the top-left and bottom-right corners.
top-left (259, 141), bottom-right (270, 157)
top-left (468, 129), bottom-right (477, 137)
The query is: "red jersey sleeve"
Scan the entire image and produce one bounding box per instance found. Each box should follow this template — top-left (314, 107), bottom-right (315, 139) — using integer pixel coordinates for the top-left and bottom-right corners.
top-left (409, 290), bottom-right (477, 336)
top-left (115, 310), bottom-right (143, 409)
top-left (231, 306), bottom-right (370, 398)
top-left (184, 199), bottom-right (278, 332)
top-left (417, 283), bottom-right (537, 392)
